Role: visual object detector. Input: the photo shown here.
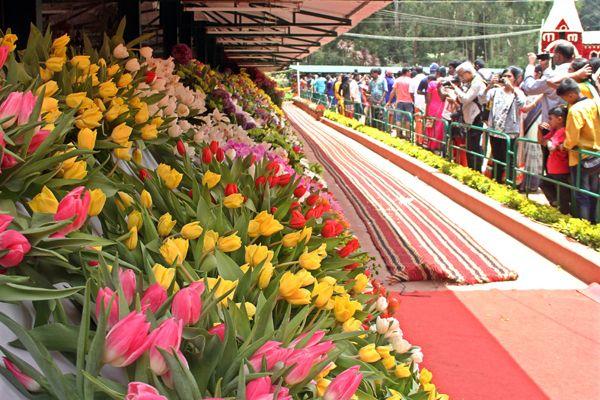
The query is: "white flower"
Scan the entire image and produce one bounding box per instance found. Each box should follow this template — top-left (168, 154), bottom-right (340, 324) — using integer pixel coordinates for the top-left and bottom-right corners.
top-left (390, 336), bottom-right (411, 354)
top-left (411, 349), bottom-right (424, 363)
top-left (178, 120), bottom-right (191, 132)
top-left (168, 124), bottom-right (182, 138)
top-left (113, 44), bottom-right (129, 59)
top-left (376, 297), bottom-right (388, 312)
top-left (225, 148), bottom-right (236, 160)
top-left (376, 316), bottom-right (391, 334)
top-left (176, 103), bottom-right (190, 117)
top-left (140, 46), bottom-right (153, 59)
top-left (125, 58), bottom-right (140, 72)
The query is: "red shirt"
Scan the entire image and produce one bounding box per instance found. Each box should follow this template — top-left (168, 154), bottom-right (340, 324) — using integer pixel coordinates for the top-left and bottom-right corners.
top-left (544, 127), bottom-right (569, 174)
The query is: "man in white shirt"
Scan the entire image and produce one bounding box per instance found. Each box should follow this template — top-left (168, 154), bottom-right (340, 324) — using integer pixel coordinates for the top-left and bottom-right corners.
top-left (411, 66), bottom-right (426, 114)
top-left (349, 74), bottom-right (363, 115)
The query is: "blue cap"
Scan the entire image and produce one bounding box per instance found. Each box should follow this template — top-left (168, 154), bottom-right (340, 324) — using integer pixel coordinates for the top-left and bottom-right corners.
top-left (429, 63), bottom-right (439, 73)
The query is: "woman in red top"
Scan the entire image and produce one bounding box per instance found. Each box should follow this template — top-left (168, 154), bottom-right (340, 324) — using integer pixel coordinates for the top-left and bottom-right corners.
top-left (539, 106), bottom-right (571, 215)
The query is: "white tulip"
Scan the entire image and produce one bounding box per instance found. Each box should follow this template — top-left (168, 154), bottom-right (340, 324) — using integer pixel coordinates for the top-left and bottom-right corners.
top-left (390, 336), bottom-right (411, 354)
top-left (376, 316), bottom-right (390, 334)
top-left (248, 164), bottom-right (256, 178)
top-left (140, 46), bottom-right (153, 59)
top-left (411, 349), bottom-right (424, 363)
top-left (125, 58), bottom-right (140, 72)
top-left (168, 124), bottom-right (182, 138)
top-left (376, 297), bottom-right (388, 312)
top-left (113, 44), bottom-right (129, 59)
top-left (225, 148), bottom-right (236, 160)
top-left (176, 103), bottom-right (190, 117)
top-left (369, 324), bottom-right (378, 333)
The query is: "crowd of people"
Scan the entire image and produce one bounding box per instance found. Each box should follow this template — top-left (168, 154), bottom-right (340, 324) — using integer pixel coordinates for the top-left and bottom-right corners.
top-left (300, 40), bottom-right (600, 223)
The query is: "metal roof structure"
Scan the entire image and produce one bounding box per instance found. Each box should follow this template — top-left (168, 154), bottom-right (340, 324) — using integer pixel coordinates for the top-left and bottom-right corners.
top-left (182, 1), bottom-right (391, 70)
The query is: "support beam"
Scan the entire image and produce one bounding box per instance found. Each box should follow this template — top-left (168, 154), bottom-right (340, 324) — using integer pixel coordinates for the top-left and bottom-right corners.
top-left (118, 0), bottom-right (141, 42)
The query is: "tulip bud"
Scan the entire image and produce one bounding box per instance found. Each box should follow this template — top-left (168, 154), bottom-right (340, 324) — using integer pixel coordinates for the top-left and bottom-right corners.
top-left (208, 323), bottom-right (225, 342)
top-left (171, 282), bottom-right (204, 325)
top-left (95, 287), bottom-right (119, 327)
top-left (3, 357), bottom-right (41, 392)
top-left (127, 210), bottom-right (143, 231)
top-left (201, 147), bottom-right (212, 164)
top-left (77, 128), bottom-right (97, 150)
top-left (176, 139), bottom-right (186, 156)
top-left (118, 268), bottom-right (137, 305)
top-left (215, 148), bottom-right (225, 162)
top-left (358, 343), bottom-right (381, 363)
top-left (125, 382), bottom-right (166, 400)
top-left (141, 283), bottom-right (168, 313)
top-left (181, 221), bottom-right (203, 240)
top-left (293, 185), bottom-right (307, 198)
top-left (411, 349), bottom-right (423, 363)
top-left (395, 363), bottom-right (412, 378)
top-left (157, 213), bottom-right (176, 237)
top-left (147, 317), bottom-right (184, 376)
top-left (224, 183), bottom-right (238, 196)
top-left (88, 188), bottom-right (106, 216)
top-left (103, 311), bottom-right (152, 367)
top-left (376, 296), bottom-right (388, 312)
top-left (323, 366), bottom-right (362, 400)
top-left (139, 168), bottom-right (149, 181)
top-left (28, 186), bottom-right (59, 214)
top-left (140, 190), bottom-right (152, 208)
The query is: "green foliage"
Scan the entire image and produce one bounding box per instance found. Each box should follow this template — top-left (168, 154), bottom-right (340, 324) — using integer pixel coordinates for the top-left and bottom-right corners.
top-left (321, 107), bottom-right (600, 251)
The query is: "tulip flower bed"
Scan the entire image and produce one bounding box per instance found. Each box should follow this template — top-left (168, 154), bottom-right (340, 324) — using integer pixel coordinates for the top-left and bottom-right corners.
top-left (0, 24), bottom-right (445, 400)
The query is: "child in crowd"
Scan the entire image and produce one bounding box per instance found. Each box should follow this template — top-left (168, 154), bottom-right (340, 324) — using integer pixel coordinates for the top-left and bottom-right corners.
top-left (538, 106), bottom-right (571, 214)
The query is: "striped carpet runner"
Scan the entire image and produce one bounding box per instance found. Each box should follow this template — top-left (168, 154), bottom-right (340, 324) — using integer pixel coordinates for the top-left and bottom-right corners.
top-left (285, 105), bottom-right (517, 284)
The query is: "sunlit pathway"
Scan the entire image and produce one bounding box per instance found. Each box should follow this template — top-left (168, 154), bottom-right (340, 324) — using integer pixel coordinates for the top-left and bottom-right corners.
top-left (284, 103), bottom-right (600, 400)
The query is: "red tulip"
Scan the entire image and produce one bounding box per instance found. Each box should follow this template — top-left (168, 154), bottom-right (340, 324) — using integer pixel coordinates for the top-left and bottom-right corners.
top-left (208, 323), bottom-right (226, 342)
top-left (96, 287), bottom-right (120, 327)
top-left (125, 382), bottom-right (167, 400)
top-left (147, 318), bottom-right (184, 376)
top-left (52, 187), bottom-right (91, 237)
top-left (27, 130), bottom-right (50, 154)
top-left (139, 168), bottom-right (149, 181)
top-left (3, 357), bottom-right (41, 392)
top-left (266, 161), bottom-right (280, 174)
top-left (141, 283), bottom-right (168, 313)
top-left (145, 70), bottom-right (157, 84)
top-left (289, 210), bottom-right (306, 229)
top-left (306, 194), bottom-right (319, 206)
top-left (0, 229), bottom-right (30, 268)
top-left (293, 185), bottom-right (307, 198)
top-left (323, 365), bottom-right (362, 400)
top-left (255, 176), bottom-right (266, 188)
top-left (209, 140), bottom-right (220, 154)
top-left (321, 219), bottom-right (343, 238)
top-left (338, 238), bottom-right (360, 258)
top-left (176, 139), bottom-right (186, 156)
top-left (344, 263), bottom-right (360, 271)
top-left (202, 147), bottom-right (212, 164)
top-left (171, 281), bottom-right (204, 325)
top-left (103, 311), bottom-right (152, 367)
top-left (215, 148), bottom-right (225, 162)
top-left (290, 201), bottom-right (301, 210)
top-left (277, 174), bottom-right (292, 186)
top-left (224, 183), bottom-right (238, 196)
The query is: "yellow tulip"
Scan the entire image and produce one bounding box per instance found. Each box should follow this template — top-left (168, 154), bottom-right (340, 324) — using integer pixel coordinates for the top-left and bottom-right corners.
top-left (129, 96), bottom-right (142, 109)
top-left (116, 191), bottom-right (134, 210)
top-left (140, 124), bottom-right (158, 140)
top-left (132, 149), bottom-right (143, 165)
top-left (316, 379), bottom-right (330, 397)
top-left (377, 346), bottom-right (393, 359)
top-left (37, 80), bottom-right (59, 97)
top-left (41, 97), bottom-right (58, 115)
top-left (353, 273), bottom-right (369, 294)
top-left (75, 106), bottom-right (102, 129)
top-left (65, 92), bottom-right (91, 109)
top-left (61, 160), bottom-right (87, 180)
top-left (236, 302), bottom-right (256, 320)
top-left (181, 221), bottom-right (203, 240)
top-left (135, 103), bottom-right (149, 124)
top-left (223, 193), bottom-right (244, 209)
top-left (156, 163), bottom-right (183, 190)
top-left (160, 237), bottom-right (189, 265)
top-left (202, 171), bottom-right (221, 189)
top-left (152, 263), bottom-right (177, 291)
top-left (77, 128), bottom-right (96, 150)
top-left (104, 104), bottom-right (122, 122)
top-left (52, 45), bottom-right (67, 59)
top-left (312, 279), bottom-right (335, 309)
top-left (382, 355), bottom-right (396, 370)
top-left (52, 34), bottom-right (70, 50)
top-left (258, 262), bottom-right (274, 289)
top-left (206, 277), bottom-right (237, 306)
top-left (420, 368), bottom-right (433, 385)
top-left (244, 245), bottom-right (273, 267)
top-left (107, 64), bottom-right (120, 77)
top-left (279, 271), bottom-right (311, 305)
top-left (423, 383), bottom-right (436, 394)
top-left (247, 211), bottom-right (283, 238)
top-left (333, 294), bottom-right (362, 322)
top-left (359, 344), bottom-right (381, 363)
top-left (1, 33), bottom-right (17, 52)
top-left (88, 188), bottom-right (106, 216)
top-left (394, 363), bottom-right (411, 378)
top-left (70, 55), bottom-right (91, 70)
top-left (151, 116), bottom-right (164, 127)
top-left (124, 226), bottom-right (138, 250)
top-left (342, 317), bottom-right (362, 332)
top-left (218, 233), bottom-right (242, 252)
top-left (127, 210), bottom-right (143, 230)
top-left (45, 56), bottom-right (65, 72)
top-left (39, 67), bottom-right (53, 82)
top-left (157, 213), bottom-right (176, 237)
top-left (203, 230), bottom-right (219, 252)
top-left (386, 389), bottom-right (402, 400)
top-left (113, 141), bottom-right (132, 161)
top-left (117, 73), bottom-right (133, 87)
top-left (98, 80), bottom-right (118, 99)
top-left (140, 190), bottom-right (152, 209)
top-left (299, 243), bottom-right (327, 270)
top-left (296, 269), bottom-right (315, 287)
top-left (110, 123), bottom-right (133, 145)
top-left (28, 186), bottom-right (58, 214)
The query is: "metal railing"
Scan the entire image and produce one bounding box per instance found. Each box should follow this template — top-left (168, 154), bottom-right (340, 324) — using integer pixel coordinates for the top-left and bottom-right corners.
top-left (298, 91), bottom-right (600, 219)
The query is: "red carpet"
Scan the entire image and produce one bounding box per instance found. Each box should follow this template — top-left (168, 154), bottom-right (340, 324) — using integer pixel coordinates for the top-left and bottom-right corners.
top-left (285, 105), bottom-right (517, 284)
top-left (392, 289), bottom-right (600, 400)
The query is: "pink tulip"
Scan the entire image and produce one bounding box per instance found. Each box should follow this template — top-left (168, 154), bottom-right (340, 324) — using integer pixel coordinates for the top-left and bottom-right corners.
top-left (147, 318), bottom-right (184, 376)
top-left (52, 187), bottom-right (91, 237)
top-left (3, 357), bottom-right (41, 392)
top-left (208, 323), bottom-right (226, 342)
top-left (95, 287), bottom-right (120, 327)
top-left (0, 214), bottom-right (13, 232)
top-left (0, 46), bottom-right (9, 69)
top-left (284, 341), bottom-right (334, 385)
top-left (27, 130), bottom-right (50, 154)
top-left (249, 340), bottom-right (292, 371)
top-left (141, 283), bottom-right (167, 313)
top-left (119, 268), bottom-right (137, 304)
top-left (125, 382), bottom-right (167, 400)
top-left (246, 377), bottom-right (292, 400)
top-left (18, 91), bottom-right (38, 125)
top-left (159, 353), bottom-right (188, 389)
top-left (103, 311), bottom-right (152, 367)
top-left (0, 91), bottom-right (38, 128)
top-left (0, 229), bottom-right (31, 268)
top-left (290, 330), bottom-right (326, 349)
top-left (171, 281), bottom-right (204, 325)
top-left (323, 365), bottom-right (363, 400)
